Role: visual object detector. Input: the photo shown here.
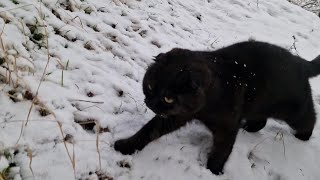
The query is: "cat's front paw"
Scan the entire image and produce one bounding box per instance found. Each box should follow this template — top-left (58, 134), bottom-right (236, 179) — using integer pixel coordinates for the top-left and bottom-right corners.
top-left (207, 158), bottom-right (224, 175)
top-left (114, 138), bottom-right (137, 155)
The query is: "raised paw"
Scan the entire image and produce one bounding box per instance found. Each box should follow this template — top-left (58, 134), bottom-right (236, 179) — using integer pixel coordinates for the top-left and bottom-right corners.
top-left (114, 138), bottom-right (137, 155)
top-left (207, 158), bottom-right (224, 175)
top-left (294, 131), bottom-right (312, 141)
top-left (243, 119), bottom-right (267, 133)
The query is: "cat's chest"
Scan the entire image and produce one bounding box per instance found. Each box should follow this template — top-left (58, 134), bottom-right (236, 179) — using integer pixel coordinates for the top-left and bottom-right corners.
top-left (195, 107), bottom-right (225, 124)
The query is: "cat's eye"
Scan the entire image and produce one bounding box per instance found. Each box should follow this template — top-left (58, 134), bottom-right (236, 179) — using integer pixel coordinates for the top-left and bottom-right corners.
top-left (148, 84), bottom-right (152, 90)
top-left (164, 97), bottom-right (174, 104)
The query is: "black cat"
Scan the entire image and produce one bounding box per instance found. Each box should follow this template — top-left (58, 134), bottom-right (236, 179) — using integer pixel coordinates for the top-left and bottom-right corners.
top-left (114, 41), bottom-right (320, 175)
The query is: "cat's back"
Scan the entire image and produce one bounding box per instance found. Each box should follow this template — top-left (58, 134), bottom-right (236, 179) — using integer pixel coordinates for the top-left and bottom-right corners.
top-left (211, 41), bottom-right (309, 102)
top-left (212, 41), bottom-right (306, 78)
top-left (213, 41), bottom-right (299, 63)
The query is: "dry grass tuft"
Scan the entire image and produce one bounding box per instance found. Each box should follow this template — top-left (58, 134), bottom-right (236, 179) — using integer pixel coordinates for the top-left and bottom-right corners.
top-left (0, 3), bottom-right (79, 179)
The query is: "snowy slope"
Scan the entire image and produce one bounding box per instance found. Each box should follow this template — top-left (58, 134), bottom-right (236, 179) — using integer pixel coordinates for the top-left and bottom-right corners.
top-left (0, 0), bottom-right (320, 179)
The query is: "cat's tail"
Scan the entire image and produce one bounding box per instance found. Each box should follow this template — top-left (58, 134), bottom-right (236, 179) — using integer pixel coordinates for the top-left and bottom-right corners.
top-left (306, 55), bottom-right (320, 78)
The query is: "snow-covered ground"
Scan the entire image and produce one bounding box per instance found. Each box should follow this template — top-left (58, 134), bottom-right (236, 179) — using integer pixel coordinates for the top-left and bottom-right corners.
top-left (0, 0), bottom-right (320, 179)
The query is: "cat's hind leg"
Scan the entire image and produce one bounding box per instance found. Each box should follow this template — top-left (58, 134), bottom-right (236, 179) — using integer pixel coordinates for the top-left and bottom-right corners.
top-left (243, 118), bottom-right (267, 132)
top-left (287, 95), bottom-right (316, 141)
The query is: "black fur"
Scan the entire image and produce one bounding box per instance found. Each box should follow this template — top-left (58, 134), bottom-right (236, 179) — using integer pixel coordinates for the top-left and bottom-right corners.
top-left (114, 41), bottom-right (320, 175)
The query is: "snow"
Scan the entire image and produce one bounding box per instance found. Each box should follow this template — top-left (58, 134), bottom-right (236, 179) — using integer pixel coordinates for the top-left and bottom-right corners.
top-left (0, 0), bottom-right (319, 179)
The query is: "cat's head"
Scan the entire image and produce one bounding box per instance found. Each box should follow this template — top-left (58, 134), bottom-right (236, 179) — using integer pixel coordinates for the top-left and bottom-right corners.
top-left (143, 48), bottom-right (211, 117)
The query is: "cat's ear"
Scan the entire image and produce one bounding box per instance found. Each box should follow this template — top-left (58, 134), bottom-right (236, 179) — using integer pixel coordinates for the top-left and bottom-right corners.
top-left (176, 69), bottom-right (191, 84)
top-left (190, 75), bottom-right (201, 90)
top-left (153, 48), bottom-right (186, 62)
top-left (170, 48), bottom-right (185, 53)
top-left (175, 70), bottom-right (203, 93)
top-left (153, 53), bottom-right (165, 62)
top-left (190, 68), bottom-right (211, 90)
